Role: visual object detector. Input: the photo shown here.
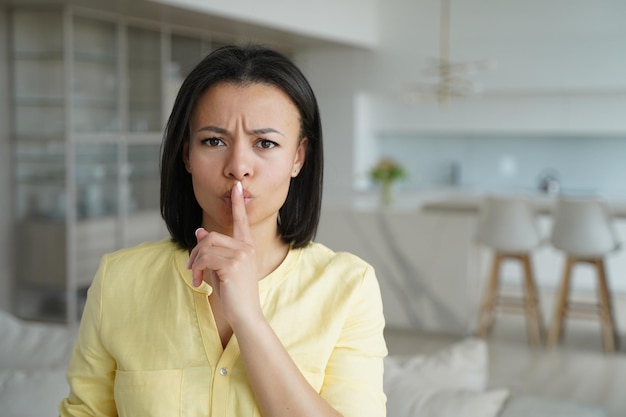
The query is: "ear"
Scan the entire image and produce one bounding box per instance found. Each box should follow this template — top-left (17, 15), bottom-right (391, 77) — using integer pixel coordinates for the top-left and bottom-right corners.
top-left (291, 137), bottom-right (308, 177)
top-left (182, 140), bottom-right (191, 173)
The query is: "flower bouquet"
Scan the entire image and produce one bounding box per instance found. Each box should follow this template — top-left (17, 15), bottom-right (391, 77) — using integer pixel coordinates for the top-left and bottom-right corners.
top-left (369, 157), bottom-right (407, 206)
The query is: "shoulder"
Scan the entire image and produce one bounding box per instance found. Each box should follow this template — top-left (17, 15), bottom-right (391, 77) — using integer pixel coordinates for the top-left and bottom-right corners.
top-left (298, 243), bottom-right (385, 334)
top-left (90, 239), bottom-right (185, 301)
top-left (301, 241), bottom-right (372, 270)
top-left (104, 239), bottom-right (180, 263)
top-left (296, 242), bottom-right (377, 289)
top-left (98, 239), bottom-right (183, 280)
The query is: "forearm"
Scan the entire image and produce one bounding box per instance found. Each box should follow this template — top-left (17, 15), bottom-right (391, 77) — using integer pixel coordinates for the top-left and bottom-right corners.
top-left (234, 316), bottom-right (343, 417)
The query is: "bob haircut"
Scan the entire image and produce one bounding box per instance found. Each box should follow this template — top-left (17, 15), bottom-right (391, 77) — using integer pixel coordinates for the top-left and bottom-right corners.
top-left (160, 44), bottom-right (324, 251)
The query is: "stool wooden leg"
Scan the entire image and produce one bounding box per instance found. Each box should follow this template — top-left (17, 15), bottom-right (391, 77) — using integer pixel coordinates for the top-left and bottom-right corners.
top-left (521, 254), bottom-right (544, 346)
top-left (548, 257), bottom-right (575, 347)
top-left (477, 253), bottom-right (503, 338)
top-left (595, 259), bottom-right (618, 353)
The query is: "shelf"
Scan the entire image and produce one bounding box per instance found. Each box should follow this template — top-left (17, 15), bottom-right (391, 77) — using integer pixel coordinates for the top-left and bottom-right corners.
top-left (73, 51), bottom-right (117, 65)
top-left (14, 97), bottom-right (65, 106)
top-left (15, 176), bottom-right (65, 186)
top-left (71, 97), bottom-right (117, 108)
top-left (128, 100), bottom-right (161, 109)
top-left (15, 134), bottom-right (65, 143)
top-left (12, 51), bottom-right (63, 60)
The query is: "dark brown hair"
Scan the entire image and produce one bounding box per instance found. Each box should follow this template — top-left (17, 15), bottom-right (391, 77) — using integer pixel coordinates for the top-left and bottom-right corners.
top-left (160, 44), bottom-right (323, 250)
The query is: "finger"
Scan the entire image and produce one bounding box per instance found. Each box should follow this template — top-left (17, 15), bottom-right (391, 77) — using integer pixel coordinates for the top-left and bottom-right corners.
top-left (187, 227), bottom-right (209, 268)
top-left (231, 181), bottom-right (253, 244)
top-left (189, 227), bottom-right (210, 286)
top-left (208, 270), bottom-right (220, 298)
top-left (195, 227), bottom-right (209, 241)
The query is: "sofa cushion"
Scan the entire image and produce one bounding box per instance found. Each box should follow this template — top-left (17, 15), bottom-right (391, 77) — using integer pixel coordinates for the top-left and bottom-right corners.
top-left (499, 395), bottom-right (609, 417)
top-left (384, 337), bottom-right (509, 417)
top-left (0, 310), bottom-right (76, 370)
top-left (0, 368), bottom-right (67, 417)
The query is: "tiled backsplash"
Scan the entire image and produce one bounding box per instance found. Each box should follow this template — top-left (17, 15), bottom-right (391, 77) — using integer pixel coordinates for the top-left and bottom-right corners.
top-left (377, 134), bottom-right (626, 200)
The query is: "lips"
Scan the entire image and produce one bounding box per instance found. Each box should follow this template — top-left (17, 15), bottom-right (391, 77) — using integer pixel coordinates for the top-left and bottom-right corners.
top-left (221, 187), bottom-right (253, 203)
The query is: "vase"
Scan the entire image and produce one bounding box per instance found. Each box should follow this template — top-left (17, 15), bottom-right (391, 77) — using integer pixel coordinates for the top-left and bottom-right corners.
top-left (380, 180), bottom-right (394, 207)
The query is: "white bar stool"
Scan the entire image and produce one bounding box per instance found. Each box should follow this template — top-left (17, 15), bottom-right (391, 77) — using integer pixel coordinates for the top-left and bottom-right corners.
top-left (475, 196), bottom-right (545, 346)
top-left (547, 197), bottom-right (621, 353)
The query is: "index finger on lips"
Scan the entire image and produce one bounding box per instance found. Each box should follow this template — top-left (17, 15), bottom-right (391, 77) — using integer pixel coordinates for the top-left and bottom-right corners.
top-left (231, 181), bottom-right (253, 244)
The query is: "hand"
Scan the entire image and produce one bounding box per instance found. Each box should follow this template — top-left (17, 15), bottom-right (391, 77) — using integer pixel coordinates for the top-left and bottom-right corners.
top-left (187, 181), bottom-right (262, 325)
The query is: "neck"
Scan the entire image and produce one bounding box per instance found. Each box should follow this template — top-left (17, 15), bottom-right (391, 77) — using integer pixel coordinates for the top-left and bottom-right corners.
top-left (251, 221), bottom-right (290, 280)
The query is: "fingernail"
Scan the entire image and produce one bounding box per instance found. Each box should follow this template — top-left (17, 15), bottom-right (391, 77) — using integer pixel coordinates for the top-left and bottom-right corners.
top-left (236, 181), bottom-right (242, 194)
top-left (195, 227), bottom-right (203, 238)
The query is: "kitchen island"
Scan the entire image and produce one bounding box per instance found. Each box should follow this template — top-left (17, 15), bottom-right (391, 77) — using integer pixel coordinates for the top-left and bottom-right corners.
top-left (316, 191), bottom-right (626, 335)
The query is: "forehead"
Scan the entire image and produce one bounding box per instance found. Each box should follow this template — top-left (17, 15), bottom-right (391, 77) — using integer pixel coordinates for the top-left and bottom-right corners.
top-left (193, 82), bottom-right (299, 119)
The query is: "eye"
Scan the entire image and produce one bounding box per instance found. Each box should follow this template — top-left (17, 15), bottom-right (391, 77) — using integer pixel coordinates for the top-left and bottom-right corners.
top-left (256, 139), bottom-right (278, 149)
top-left (201, 137), bottom-right (225, 147)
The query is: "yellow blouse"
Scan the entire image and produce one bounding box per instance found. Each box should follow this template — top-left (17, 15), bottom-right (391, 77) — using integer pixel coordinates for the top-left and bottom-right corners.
top-left (59, 240), bottom-right (387, 417)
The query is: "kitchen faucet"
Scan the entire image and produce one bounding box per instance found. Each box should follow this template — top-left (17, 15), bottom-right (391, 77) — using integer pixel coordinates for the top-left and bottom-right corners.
top-left (537, 169), bottom-right (561, 194)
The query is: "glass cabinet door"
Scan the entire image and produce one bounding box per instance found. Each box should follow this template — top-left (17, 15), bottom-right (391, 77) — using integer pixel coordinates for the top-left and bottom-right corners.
top-left (12, 10), bottom-right (65, 137)
top-left (12, 10), bottom-right (68, 321)
top-left (14, 139), bottom-right (69, 320)
top-left (72, 16), bottom-right (119, 133)
top-left (125, 143), bottom-right (160, 213)
top-left (10, 8), bottom-right (213, 323)
top-left (123, 143), bottom-right (169, 247)
top-left (164, 34), bottom-right (203, 113)
top-left (128, 26), bottom-right (162, 132)
top-left (74, 144), bottom-right (119, 291)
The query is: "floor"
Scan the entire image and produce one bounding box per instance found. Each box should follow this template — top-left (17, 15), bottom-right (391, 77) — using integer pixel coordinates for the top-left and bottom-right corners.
top-left (384, 291), bottom-right (626, 417)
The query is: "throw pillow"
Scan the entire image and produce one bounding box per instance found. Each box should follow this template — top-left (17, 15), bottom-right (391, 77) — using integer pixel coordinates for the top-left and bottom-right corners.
top-left (384, 337), bottom-right (510, 417)
top-left (0, 310), bottom-right (77, 370)
top-left (384, 337), bottom-right (488, 392)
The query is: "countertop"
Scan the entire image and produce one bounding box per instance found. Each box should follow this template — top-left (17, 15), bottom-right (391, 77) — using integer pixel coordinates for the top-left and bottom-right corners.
top-left (420, 192), bottom-right (626, 218)
top-left (326, 187), bottom-right (626, 218)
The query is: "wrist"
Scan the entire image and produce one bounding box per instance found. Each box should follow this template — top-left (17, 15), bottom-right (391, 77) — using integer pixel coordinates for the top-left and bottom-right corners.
top-left (231, 308), bottom-right (267, 335)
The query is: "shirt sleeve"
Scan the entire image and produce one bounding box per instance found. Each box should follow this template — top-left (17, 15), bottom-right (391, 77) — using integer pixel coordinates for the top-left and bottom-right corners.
top-left (319, 264), bottom-right (388, 417)
top-left (59, 257), bottom-right (118, 417)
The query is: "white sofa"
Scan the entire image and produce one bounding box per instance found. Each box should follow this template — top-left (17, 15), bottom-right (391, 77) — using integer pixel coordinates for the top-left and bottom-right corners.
top-left (0, 310), bottom-right (609, 417)
top-left (383, 336), bottom-right (608, 417)
top-left (0, 310), bottom-right (76, 417)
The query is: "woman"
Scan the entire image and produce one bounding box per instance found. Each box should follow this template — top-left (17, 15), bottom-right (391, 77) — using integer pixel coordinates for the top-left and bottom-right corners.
top-left (60, 44), bottom-right (387, 417)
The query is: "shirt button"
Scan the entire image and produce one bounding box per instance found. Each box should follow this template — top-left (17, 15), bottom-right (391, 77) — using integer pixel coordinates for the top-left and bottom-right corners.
top-left (219, 367), bottom-right (228, 376)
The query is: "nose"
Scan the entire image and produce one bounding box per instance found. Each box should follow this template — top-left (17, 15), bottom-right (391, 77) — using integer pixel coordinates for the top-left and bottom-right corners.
top-left (223, 143), bottom-right (252, 180)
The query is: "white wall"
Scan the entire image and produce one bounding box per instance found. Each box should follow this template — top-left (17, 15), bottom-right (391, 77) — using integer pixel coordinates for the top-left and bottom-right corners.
top-left (149, 0), bottom-right (380, 49)
top-left (365, 0), bottom-right (626, 128)
top-left (365, 0), bottom-right (626, 93)
top-left (0, 8), bottom-right (12, 312)
top-left (297, 0), bottom-right (626, 202)
top-left (295, 46), bottom-right (376, 203)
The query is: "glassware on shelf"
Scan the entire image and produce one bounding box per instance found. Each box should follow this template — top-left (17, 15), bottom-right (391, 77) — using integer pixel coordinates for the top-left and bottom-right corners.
top-left (75, 144), bottom-right (118, 219)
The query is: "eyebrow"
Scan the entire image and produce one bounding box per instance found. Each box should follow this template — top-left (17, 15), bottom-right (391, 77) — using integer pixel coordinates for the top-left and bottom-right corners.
top-left (197, 125), bottom-right (284, 136)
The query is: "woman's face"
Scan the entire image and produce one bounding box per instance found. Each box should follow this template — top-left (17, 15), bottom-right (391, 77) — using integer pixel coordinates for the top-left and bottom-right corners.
top-left (184, 82), bottom-right (307, 235)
